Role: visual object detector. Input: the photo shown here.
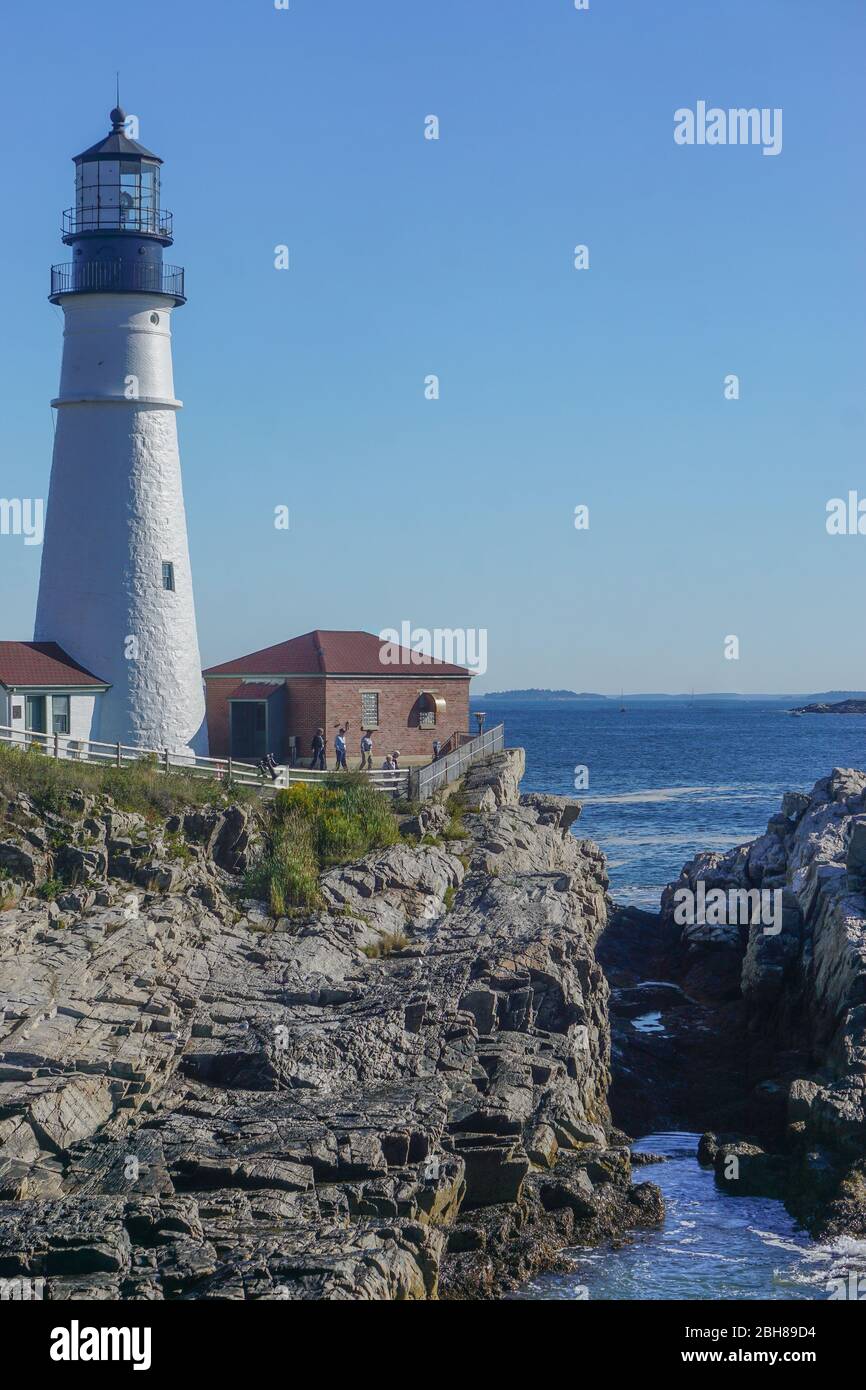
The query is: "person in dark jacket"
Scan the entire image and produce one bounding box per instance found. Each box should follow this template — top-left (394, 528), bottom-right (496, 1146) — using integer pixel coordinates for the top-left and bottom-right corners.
top-left (311, 728), bottom-right (326, 770)
top-left (359, 731), bottom-right (373, 771)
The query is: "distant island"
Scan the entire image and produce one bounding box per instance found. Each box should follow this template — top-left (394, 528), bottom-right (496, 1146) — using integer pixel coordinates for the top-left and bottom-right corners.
top-left (480, 689), bottom-right (607, 701)
top-left (791, 699), bottom-right (866, 715)
top-left (475, 690), bottom-right (866, 704)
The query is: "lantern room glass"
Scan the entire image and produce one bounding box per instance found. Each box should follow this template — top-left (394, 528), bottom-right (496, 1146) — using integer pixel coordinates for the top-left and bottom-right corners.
top-left (75, 158), bottom-right (161, 233)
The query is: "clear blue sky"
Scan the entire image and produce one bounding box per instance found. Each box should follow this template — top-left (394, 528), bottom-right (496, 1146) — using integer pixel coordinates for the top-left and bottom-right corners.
top-left (1, 0), bottom-right (863, 694)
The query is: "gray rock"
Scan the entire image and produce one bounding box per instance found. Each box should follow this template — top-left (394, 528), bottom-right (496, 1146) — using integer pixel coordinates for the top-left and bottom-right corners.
top-left (0, 772), bottom-right (659, 1299)
top-left (462, 749), bottom-right (526, 812)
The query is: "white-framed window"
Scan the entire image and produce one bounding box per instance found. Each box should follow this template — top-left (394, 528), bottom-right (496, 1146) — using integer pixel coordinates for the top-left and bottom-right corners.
top-left (419, 708), bottom-right (436, 728)
top-left (360, 691), bottom-right (379, 728)
top-left (52, 696), bottom-right (70, 735)
top-left (162, 561), bottom-right (175, 592)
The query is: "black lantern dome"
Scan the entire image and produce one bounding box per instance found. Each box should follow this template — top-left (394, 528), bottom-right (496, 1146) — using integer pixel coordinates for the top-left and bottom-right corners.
top-left (50, 107), bottom-right (185, 305)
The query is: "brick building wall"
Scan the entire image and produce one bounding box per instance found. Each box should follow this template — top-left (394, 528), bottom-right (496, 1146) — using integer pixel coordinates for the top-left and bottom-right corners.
top-left (204, 680), bottom-right (231, 757)
top-left (204, 674), bottom-right (470, 763)
top-left (285, 678), bottom-right (326, 762)
top-left (323, 677), bottom-right (470, 762)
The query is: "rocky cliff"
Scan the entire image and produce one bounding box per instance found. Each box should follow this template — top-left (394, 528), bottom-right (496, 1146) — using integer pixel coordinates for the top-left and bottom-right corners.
top-left (0, 750), bottom-right (661, 1300)
top-left (654, 768), bottom-right (866, 1235)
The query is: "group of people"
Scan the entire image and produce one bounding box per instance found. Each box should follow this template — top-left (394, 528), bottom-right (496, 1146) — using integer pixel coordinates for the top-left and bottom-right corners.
top-left (254, 726), bottom-right (444, 781)
top-left (310, 723), bottom-right (402, 773)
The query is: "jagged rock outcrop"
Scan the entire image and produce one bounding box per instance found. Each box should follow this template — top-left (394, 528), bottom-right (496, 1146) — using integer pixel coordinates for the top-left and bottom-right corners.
top-left (461, 749), bottom-right (526, 813)
top-left (659, 768), bottom-right (866, 1234)
top-left (0, 753), bottom-right (661, 1299)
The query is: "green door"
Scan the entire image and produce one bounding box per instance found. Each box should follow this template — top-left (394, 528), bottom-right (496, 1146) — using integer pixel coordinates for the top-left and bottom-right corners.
top-left (230, 701), bottom-right (267, 759)
top-left (25, 696), bottom-right (46, 733)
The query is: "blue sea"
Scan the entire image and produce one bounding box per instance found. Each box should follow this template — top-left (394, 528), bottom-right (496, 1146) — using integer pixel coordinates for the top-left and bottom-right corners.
top-left (477, 698), bottom-right (866, 909)
top-left (513, 1133), bottom-right (866, 1302)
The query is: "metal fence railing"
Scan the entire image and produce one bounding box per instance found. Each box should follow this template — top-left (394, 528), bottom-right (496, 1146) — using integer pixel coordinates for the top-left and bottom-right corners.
top-left (50, 260), bottom-right (185, 301)
top-left (410, 723), bottom-right (505, 801)
top-left (63, 206), bottom-right (174, 238)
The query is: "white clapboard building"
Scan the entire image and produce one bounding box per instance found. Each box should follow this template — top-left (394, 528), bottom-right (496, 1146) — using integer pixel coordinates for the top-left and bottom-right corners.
top-left (0, 642), bottom-right (109, 746)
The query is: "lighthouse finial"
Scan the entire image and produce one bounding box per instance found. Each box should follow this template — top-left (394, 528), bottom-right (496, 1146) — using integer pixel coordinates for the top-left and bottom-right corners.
top-left (110, 75), bottom-right (126, 132)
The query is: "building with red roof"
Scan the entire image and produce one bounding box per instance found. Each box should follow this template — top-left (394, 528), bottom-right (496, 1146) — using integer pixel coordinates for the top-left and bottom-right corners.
top-left (203, 630), bottom-right (472, 764)
top-left (0, 642), bottom-right (109, 744)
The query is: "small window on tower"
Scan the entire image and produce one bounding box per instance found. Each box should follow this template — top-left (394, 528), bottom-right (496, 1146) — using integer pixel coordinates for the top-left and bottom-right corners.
top-left (162, 562), bottom-right (176, 592)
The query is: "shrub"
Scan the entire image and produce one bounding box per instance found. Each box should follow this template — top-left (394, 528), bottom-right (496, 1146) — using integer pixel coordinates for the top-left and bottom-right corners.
top-left (274, 775), bottom-right (398, 863)
top-left (37, 878), bottom-right (65, 901)
top-left (249, 775), bottom-right (400, 912)
top-left (245, 809), bottom-right (322, 915)
top-left (362, 930), bottom-right (409, 958)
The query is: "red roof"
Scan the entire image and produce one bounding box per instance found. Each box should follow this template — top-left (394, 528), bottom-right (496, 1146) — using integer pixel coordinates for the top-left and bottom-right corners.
top-left (0, 642), bottom-right (108, 689)
top-left (204, 630), bottom-right (471, 678)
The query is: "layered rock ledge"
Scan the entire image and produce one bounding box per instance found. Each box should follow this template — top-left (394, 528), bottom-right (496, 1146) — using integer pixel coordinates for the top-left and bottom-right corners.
top-left (652, 768), bottom-right (866, 1235)
top-left (0, 752), bottom-right (661, 1299)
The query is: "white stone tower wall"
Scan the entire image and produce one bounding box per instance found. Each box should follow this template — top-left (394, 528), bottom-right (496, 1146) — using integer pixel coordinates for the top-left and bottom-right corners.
top-left (35, 293), bottom-right (207, 752)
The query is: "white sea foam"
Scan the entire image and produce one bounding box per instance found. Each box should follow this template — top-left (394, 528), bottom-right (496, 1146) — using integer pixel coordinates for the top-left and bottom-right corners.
top-left (601, 831), bottom-right (748, 849)
top-left (582, 784), bottom-right (775, 807)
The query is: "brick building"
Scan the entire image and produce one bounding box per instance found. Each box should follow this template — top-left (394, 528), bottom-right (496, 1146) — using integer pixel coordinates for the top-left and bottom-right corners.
top-left (203, 630), bottom-right (472, 764)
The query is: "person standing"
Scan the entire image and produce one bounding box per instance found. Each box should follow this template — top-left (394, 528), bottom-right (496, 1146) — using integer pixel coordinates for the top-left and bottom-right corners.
top-left (311, 728), bottom-right (326, 770)
top-left (432, 739), bottom-right (441, 760)
top-left (359, 731), bottom-right (373, 771)
top-left (334, 727), bottom-right (348, 770)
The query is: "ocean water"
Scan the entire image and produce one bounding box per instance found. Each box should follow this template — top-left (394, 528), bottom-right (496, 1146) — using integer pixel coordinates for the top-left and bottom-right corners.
top-left (513, 1133), bottom-right (866, 1302)
top-left (478, 698), bottom-right (866, 908)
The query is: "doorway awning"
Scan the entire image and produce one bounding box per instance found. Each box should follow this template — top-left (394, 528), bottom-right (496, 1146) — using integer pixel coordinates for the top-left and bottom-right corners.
top-left (419, 692), bottom-right (446, 718)
top-left (227, 682), bottom-right (283, 700)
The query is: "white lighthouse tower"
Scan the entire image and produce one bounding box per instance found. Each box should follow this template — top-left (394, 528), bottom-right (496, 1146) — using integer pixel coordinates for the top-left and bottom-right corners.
top-left (35, 106), bottom-right (207, 753)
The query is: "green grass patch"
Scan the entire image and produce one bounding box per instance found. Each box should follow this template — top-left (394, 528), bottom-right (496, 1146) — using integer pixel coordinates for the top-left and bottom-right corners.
top-left (37, 878), bottom-right (65, 901)
top-left (164, 832), bottom-right (194, 863)
top-left (441, 789), bottom-right (468, 841)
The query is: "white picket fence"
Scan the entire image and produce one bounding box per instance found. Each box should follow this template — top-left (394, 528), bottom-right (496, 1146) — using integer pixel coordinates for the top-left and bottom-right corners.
top-left (0, 724), bottom-right (266, 787)
top-left (0, 725), bottom-right (411, 798)
top-left (283, 765), bottom-right (409, 797)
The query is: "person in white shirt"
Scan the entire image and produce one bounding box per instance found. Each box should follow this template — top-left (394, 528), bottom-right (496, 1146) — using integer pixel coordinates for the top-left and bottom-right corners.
top-left (334, 727), bottom-right (348, 770)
